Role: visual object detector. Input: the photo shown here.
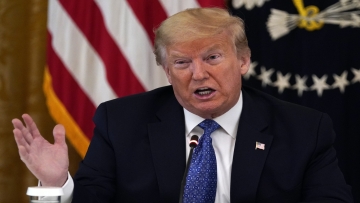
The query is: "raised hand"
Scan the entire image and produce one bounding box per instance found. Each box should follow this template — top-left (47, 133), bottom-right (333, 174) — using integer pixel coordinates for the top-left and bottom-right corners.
top-left (12, 114), bottom-right (69, 187)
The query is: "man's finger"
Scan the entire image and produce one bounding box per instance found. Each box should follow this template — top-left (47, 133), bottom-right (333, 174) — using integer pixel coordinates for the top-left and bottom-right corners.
top-left (22, 130), bottom-right (34, 145)
top-left (12, 118), bottom-right (34, 145)
top-left (12, 118), bottom-right (33, 143)
top-left (13, 129), bottom-right (31, 153)
top-left (53, 124), bottom-right (66, 146)
top-left (12, 118), bottom-right (26, 131)
top-left (22, 114), bottom-right (42, 139)
top-left (18, 146), bottom-right (30, 163)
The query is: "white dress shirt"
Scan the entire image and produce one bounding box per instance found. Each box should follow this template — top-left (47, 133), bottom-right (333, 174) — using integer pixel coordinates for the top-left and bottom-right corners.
top-left (184, 92), bottom-right (243, 203)
top-left (57, 91), bottom-right (243, 203)
top-left (38, 172), bottom-right (73, 203)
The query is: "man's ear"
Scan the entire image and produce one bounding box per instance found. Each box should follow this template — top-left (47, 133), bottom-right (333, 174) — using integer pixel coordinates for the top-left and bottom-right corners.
top-left (163, 66), bottom-right (172, 84)
top-left (239, 54), bottom-right (251, 75)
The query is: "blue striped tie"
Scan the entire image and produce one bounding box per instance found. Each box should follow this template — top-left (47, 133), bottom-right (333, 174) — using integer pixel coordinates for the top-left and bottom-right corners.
top-left (183, 119), bottom-right (220, 203)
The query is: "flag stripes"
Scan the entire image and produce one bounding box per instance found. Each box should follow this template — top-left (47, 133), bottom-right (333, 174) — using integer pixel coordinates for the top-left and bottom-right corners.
top-left (45, 0), bottom-right (225, 157)
top-left (197, 0), bottom-right (225, 8)
top-left (126, 0), bottom-right (168, 44)
top-left (95, 0), bottom-right (168, 91)
top-left (47, 32), bottom-right (96, 138)
top-left (159, 0), bottom-right (200, 16)
top-left (48, 0), bottom-right (117, 106)
top-left (59, 0), bottom-right (145, 97)
top-left (44, 66), bottom-right (91, 158)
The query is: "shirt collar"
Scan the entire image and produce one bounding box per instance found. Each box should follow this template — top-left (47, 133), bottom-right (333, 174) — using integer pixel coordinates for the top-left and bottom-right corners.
top-left (184, 91), bottom-right (243, 139)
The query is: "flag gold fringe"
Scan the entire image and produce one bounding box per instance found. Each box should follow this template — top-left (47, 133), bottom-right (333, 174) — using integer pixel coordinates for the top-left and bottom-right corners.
top-left (43, 66), bottom-right (89, 158)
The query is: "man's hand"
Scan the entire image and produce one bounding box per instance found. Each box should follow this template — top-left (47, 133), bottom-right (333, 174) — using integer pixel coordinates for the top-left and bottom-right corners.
top-left (12, 114), bottom-right (69, 187)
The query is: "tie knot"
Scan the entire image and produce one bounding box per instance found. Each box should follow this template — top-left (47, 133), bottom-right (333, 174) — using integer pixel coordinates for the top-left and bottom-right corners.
top-left (198, 119), bottom-right (220, 135)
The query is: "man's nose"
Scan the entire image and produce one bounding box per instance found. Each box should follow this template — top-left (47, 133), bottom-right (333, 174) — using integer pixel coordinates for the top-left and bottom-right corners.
top-left (191, 61), bottom-right (209, 81)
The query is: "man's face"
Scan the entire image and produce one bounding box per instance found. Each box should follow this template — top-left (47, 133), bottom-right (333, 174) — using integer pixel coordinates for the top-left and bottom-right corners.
top-left (163, 32), bottom-right (250, 118)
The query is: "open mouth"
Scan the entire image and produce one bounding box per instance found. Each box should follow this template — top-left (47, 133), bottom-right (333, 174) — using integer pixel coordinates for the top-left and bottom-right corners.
top-left (195, 87), bottom-right (215, 96)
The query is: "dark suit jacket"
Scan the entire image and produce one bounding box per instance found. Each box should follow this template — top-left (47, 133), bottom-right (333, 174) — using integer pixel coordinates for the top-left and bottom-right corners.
top-left (72, 85), bottom-right (353, 203)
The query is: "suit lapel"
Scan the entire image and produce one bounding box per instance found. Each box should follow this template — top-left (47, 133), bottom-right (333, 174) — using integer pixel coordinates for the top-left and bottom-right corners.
top-left (231, 88), bottom-right (274, 202)
top-left (148, 95), bottom-right (186, 202)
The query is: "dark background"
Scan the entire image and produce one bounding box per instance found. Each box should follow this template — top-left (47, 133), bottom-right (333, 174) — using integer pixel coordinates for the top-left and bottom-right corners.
top-left (229, 0), bottom-right (360, 201)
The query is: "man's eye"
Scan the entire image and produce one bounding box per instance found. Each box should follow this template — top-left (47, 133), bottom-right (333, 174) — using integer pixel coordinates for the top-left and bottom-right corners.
top-left (175, 60), bottom-right (186, 64)
top-left (174, 60), bottom-right (190, 66)
top-left (208, 54), bottom-right (220, 60)
top-left (173, 60), bottom-right (190, 68)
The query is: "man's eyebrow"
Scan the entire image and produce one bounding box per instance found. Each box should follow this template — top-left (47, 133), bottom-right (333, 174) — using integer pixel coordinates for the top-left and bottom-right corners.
top-left (205, 44), bottom-right (223, 52)
top-left (168, 43), bottom-right (225, 59)
top-left (201, 44), bottom-right (229, 56)
top-left (168, 51), bottom-right (188, 58)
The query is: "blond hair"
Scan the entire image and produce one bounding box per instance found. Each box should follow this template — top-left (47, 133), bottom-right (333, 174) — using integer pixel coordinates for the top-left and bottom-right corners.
top-left (154, 7), bottom-right (250, 66)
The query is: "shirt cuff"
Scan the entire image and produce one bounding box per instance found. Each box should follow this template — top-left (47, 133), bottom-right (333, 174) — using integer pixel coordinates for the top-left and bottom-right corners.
top-left (38, 172), bottom-right (74, 203)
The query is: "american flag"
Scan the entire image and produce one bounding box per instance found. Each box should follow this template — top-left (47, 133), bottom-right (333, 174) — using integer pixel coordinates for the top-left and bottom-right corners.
top-left (44, 0), bottom-right (225, 158)
top-left (255, 142), bottom-right (265, 150)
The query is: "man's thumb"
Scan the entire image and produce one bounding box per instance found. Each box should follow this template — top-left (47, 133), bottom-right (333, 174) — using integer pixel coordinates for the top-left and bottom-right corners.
top-left (53, 124), bottom-right (66, 145)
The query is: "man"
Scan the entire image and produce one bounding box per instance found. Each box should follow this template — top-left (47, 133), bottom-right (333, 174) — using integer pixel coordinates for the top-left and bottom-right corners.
top-left (12, 8), bottom-right (353, 203)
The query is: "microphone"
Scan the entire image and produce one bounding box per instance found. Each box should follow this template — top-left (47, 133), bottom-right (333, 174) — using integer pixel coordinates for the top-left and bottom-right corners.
top-left (179, 135), bottom-right (199, 203)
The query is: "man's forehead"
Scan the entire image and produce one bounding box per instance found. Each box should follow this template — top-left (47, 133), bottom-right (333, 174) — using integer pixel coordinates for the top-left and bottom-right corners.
top-left (167, 41), bottom-right (229, 58)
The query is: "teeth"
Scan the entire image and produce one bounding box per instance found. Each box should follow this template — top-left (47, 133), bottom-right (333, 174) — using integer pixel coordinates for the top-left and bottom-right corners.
top-left (195, 87), bottom-right (214, 95)
top-left (198, 90), bottom-right (212, 95)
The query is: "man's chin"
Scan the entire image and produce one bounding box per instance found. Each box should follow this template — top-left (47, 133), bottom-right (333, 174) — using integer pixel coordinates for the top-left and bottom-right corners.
top-left (191, 105), bottom-right (222, 118)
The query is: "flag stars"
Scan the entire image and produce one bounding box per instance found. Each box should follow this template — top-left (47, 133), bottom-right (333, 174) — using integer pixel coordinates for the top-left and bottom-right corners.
top-left (257, 66), bottom-right (275, 87)
top-left (246, 61), bottom-right (358, 97)
top-left (351, 68), bottom-right (360, 83)
top-left (310, 74), bottom-right (330, 97)
top-left (232, 0), bottom-right (268, 10)
top-left (273, 71), bottom-right (291, 93)
top-left (332, 71), bottom-right (349, 93)
top-left (243, 61), bottom-right (258, 80)
top-left (292, 74), bottom-right (308, 96)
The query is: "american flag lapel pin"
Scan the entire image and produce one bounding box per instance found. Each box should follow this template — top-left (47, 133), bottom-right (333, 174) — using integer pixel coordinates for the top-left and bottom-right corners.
top-left (255, 142), bottom-right (265, 150)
